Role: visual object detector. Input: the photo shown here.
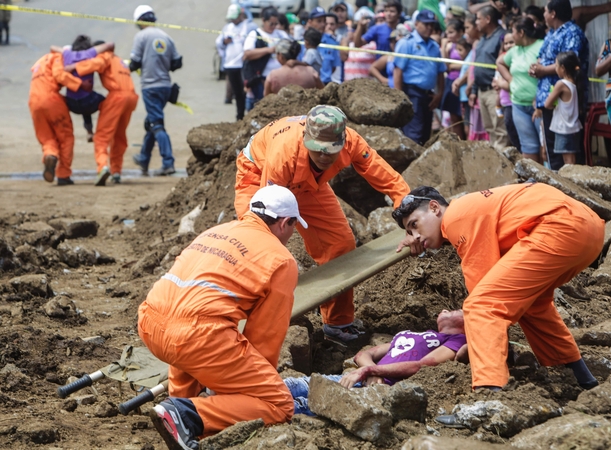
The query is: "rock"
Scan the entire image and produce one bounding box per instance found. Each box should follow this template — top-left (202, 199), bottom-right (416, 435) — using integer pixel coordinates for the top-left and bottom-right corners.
top-left (558, 164), bottom-right (611, 201)
top-left (198, 418), bottom-right (264, 450)
top-left (43, 297), bottom-right (76, 318)
top-left (447, 387), bottom-right (562, 437)
top-left (23, 228), bottom-right (64, 248)
top-left (178, 204), bottom-right (204, 235)
top-left (502, 146), bottom-right (523, 164)
top-left (308, 373), bottom-right (393, 442)
top-left (338, 78), bottom-right (414, 128)
top-left (572, 319), bottom-right (611, 346)
top-left (402, 140), bottom-right (517, 198)
top-left (9, 274), bottom-right (53, 298)
top-left (401, 436), bottom-right (505, 450)
top-left (57, 242), bottom-right (115, 267)
top-left (187, 122), bottom-right (239, 163)
top-left (514, 159), bottom-right (611, 220)
top-left (278, 325), bottom-right (311, 374)
top-left (63, 398), bottom-right (78, 412)
top-left (17, 422), bottom-right (58, 444)
top-left (48, 218), bottom-right (99, 239)
top-left (568, 380), bottom-right (611, 415)
top-left (15, 244), bottom-right (46, 266)
top-left (602, 221), bottom-right (611, 256)
top-left (0, 363), bottom-right (31, 391)
top-left (381, 381), bottom-right (427, 422)
top-left (367, 207), bottom-right (399, 238)
top-left (74, 394), bottom-right (97, 405)
top-left (81, 336), bottom-right (106, 346)
top-left (17, 221), bottom-right (54, 233)
top-left (338, 198), bottom-right (369, 244)
top-left (94, 401), bottom-right (119, 418)
top-left (510, 413), bottom-right (611, 449)
top-left (582, 355), bottom-right (611, 381)
top-left (593, 246), bottom-right (611, 280)
top-left (0, 237), bottom-right (15, 270)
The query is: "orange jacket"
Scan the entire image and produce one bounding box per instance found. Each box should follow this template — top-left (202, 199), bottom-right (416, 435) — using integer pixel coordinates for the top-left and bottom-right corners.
top-left (144, 213), bottom-right (298, 367)
top-left (238, 116), bottom-right (410, 207)
top-left (441, 182), bottom-right (603, 292)
top-left (74, 52), bottom-right (136, 92)
top-left (29, 53), bottom-right (82, 97)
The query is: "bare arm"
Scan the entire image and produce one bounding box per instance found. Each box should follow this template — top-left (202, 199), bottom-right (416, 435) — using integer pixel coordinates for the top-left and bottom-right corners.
top-left (369, 55), bottom-right (389, 85)
top-left (573, 4), bottom-right (611, 30)
top-left (353, 18), bottom-right (370, 48)
top-left (244, 46), bottom-right (274, 61)
top-left (263, 77), bottom-right (272, 96)
top-left (393, 66), bottom-right (403, 92)
top-left (543, 80), bottom-right (566, 109)
top-left (93, 42), bottom-right (114, 54)
top-left (496, 54), bottom-right (512, 83)
top-left (50, 45), bottom-right (63, 53)
top-left (529, 61), bottom-right (557, 78)
top-left (595, 42), bottom-right (611, 77)
top-left (468, 1), bottom-right (492, 14)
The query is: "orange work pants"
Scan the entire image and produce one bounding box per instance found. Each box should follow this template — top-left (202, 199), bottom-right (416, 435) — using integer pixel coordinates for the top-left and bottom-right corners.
top-left (29, 92), bottom-right (74, 179)
top-left (464, 204), bottom-right (604, 388)
top-left (93, 91), bottom-right (138, 173)
top-left (235, 181), bottom-right (356, 326)
top-left (138, 302), bottom-right (293, 436)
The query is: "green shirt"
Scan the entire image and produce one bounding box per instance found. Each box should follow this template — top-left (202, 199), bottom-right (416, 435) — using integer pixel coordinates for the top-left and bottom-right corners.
top-left (504, 40), bottom-right (544, 106)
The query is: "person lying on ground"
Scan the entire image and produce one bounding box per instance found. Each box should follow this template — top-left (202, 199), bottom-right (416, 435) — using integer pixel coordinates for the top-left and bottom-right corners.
top-left (284, 309), bottom-right (467, 415)
top-left (392, 183), bottom-right (601, 399)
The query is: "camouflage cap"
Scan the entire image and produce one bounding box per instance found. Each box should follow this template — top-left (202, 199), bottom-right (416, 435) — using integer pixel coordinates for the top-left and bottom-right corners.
top-left (303, 105), bottom-right (347, 154)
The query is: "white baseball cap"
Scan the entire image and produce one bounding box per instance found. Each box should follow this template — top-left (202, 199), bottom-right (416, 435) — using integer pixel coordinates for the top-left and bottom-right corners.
top-left (226, 4), bottom-right (242, 20)
top-left (134, 5), bottom-right (154, 21)
top-left (250, 185), bottom-right (308, 229)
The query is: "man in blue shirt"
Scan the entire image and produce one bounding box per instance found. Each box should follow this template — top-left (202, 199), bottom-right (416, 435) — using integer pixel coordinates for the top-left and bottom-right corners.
top-left (530, 0), bottom-right (589, 170)
top-left (305, 6), bottom-right (341, 85)
top-left (393, 9), bottom-right (446, 145)
top-left (354, 0), bottom-right (402, 54)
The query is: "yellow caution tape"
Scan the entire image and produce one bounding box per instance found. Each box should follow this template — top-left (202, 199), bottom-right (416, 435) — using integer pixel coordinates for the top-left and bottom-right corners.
top-left (4, 4), bottom-right (606, 83)
top-left (174, 101), bottom-right (193, 115)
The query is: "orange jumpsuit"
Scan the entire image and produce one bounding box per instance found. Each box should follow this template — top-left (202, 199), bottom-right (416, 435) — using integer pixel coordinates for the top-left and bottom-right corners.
top-left (28, 53), bottom-right (82, 179)
top-left (73, 52), bottom-right (139, 174)
top-left (235, 116), bottom-right (410, 326)
top-left (138, 212), bottom-right (298, 435)
top-left (441, 183), bottom-right (604, 388)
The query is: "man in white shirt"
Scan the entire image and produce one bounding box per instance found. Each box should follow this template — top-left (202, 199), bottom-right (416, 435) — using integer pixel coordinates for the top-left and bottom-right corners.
top-left (216, 5), bottom-right (255, 120)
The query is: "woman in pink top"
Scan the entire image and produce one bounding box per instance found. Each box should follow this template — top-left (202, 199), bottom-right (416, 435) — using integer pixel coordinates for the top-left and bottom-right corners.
top-left (263, 39), bottom-right (323, 96)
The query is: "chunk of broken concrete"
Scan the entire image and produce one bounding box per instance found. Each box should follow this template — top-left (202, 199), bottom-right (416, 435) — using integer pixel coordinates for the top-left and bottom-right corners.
top-left (338, 78), bottom-right (414, 128)
top-left (57, 242), bottom-right (114, 267)
top-left (401, 435), bottom-right (505, 450)
top-left (572, 319), bottom-right (611, 347)
top-left (278, 325), bottom-right (311, 375)
top-left (43, 297), bottom-right (76, 318)
top-left (48, 218), bottom-right (99, 239)
top-left (367, 207), bottom-right (399, 238)
top-left (187, 122), bottom-right (238, 163)
top-left (381, 380), bottom-right (427, 422)
top-left (94, 401), bottom-right (119, 418)
top-left (510, 412), bottom-right (611, 449)
top-left (9, 274), bottom-right (53, 298)
top-left (558, 164), bottom-right (611, 201)
top-left (567, 380), bottom-right (611, 415)
top-left (514, 159), bottom-right (611, 220)
top-left (593, 246), bottom-right (611, 280)
top-left (198, 418), bottom-right (264, 450)
top-left (308, 373), bottom-right (394, 442)
top-left (402, 140), bottom-right (517, 198)
top-left (17, 221), bottom-right (54, 233)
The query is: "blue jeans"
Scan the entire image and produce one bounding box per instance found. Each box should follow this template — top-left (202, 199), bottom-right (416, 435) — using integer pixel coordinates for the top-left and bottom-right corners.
top-left (137, 87), bottom-right (174, 170)
top-left (512, 104), bottom-right (541, 155)
top-left (401, 85), bottom-right (433, 145)
top-left (245, 79), bottom-right (264, 113)
top-left (284, 375), bottom-right (362, 416)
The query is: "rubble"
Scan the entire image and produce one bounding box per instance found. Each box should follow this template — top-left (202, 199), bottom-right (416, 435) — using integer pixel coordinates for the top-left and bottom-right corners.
top-left (199, 419), bottom-right (265, 450)
top-left (367, 207), bottom-right (400, 238)
top-left (278, 325), bottom-right (311, 375)
top-left (401, 436), bottom-right (505, 450)
top-left (567, 380), bottom-right (611, 415)
top-left (57, 242), bottom-right (115, 267)
top-left (558, 164), bottom-right (611, 200)
top-left (9, 274), bottom-right (53, 298)
top-left (48, 218), bottom-right (99, 239)
top-left (514, 159), bottom-right (611, 220)
top-left (402, 140), bottom-right (517, 198)
top-left (187, 122), bottom-right (240, 162)
top-left (43, 297), bottom-right (77, 318)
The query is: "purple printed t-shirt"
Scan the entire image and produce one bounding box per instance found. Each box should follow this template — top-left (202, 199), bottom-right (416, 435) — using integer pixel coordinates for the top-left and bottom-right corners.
top-left (377, 329), bottom-right (466, 385)
top-left (62, 47), bottom-right (98, 99)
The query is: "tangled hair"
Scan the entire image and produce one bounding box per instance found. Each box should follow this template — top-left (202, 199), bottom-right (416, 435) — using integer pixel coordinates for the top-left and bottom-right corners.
top-left (71, 35), bottom-right (92, 51)
top-left (479, 5), bottom-right (501, 25)
top-left (456, 37), bottom-right (472, 53)
top-left (392, 187), bottom-right (449, 229)
top-left (513, 16), bottom-right (544, 40)
top-left (547, 0), bottom-right (572, 23)
top-left (446, 19), bottom-right (465, 34)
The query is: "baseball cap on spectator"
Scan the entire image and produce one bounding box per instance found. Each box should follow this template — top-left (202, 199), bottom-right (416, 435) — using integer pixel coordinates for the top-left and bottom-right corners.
top-left (226, 4), bottom-right (242, 20)
top-left (331, 1), bottom-right (348, 12)
top-left (416, 9), bottom-right (438, 24)
top-left (303, 105), bottom-right (347, 155)
top-left (309, 6), bottom-right (329, 20)
top-left (354, 8), bottom-right (375, 22)
top-left (250, 185), bottom-right (308, 229)
top-left (447, 5), bottom-right (466, 20)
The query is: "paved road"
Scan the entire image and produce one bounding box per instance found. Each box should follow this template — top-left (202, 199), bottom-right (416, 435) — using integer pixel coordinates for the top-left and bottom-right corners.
top-left (0, 0), bottom-right (236, 175)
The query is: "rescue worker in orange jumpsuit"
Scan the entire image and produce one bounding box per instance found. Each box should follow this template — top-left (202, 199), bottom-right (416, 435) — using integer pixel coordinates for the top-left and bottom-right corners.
top-left (139, 185), bottom-right (307, 449)
top-left (65, 44), bottom-right (139, 186)
top-left (391, 183), bottom-right (601, 401)
top-left (234, 105), bottom-right (410, 343)
top-left (28, 52), bottom-right (84, 185)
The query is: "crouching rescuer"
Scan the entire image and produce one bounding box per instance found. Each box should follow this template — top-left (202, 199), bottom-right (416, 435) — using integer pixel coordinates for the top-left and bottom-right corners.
top-left (138, 185), bottom-right (307, 449)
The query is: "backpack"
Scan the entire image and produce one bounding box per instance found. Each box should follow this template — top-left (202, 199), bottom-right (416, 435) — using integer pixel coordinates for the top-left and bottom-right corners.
top-left (241, 30), bottom-right (271, 88)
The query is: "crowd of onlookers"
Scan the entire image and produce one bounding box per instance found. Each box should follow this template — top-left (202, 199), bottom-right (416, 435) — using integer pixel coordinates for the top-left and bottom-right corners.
top-left (216, 0), bottom-right (611, 170)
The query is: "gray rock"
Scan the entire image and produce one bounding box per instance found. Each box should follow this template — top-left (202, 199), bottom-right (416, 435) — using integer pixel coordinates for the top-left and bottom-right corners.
top-left (0, 364), bottom-right (31, 391)
top-left (94, 401), bottom-right (119, 418)
top-left (81, 336), bottom-right (106, 346)
top-left (14, 244), bottom-right (46, 266)
top-left (43, 297), bottom-right (76, 318)
top-left (367, 207), bottom-right (399, 238)
top-left (572, 319), bottom-right (611, 347)
top-left (308, 373), bottom-right (393, 442)
top-left (568, 380), bottom-right (611, 415)
top-left (57, 242), bottom-right (114, 267)
top-left (187, 122), bottom-right (239, 162)
top-left (17, 221), bottom-right (54, 233)
top-left (48, 218), bottom-right (99, 239)
top-left (17, 422), bottom-right (58, 444)
top-left (402, 140), bottom-right (517, 198)
top-left (514, 159), bottom-right (611, 220)
top-left (9, 274), bottom-right (53, 298)
top-left (338, 78), bottom-right (414, 128)
top-left (23, 228), bottom-right (64, 248)
top-left (278, 325), bottom-right (311, 375)
top-left (593, 246), bottom-right (611, 280)
top-left (401, 436), bottom-right (505, 450)
top-left (558, 164), bottom-right (611, 201)
top-left (381, 381), bottom-right (427, 422)
top-left (74, 394), bottom-right (97, 405)
top-left (510, 413), bottom-right (611, 449)
top-left (502, 146), bottom-right (523, 164)
top-left (198, 418), bottom-right (264, 450)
